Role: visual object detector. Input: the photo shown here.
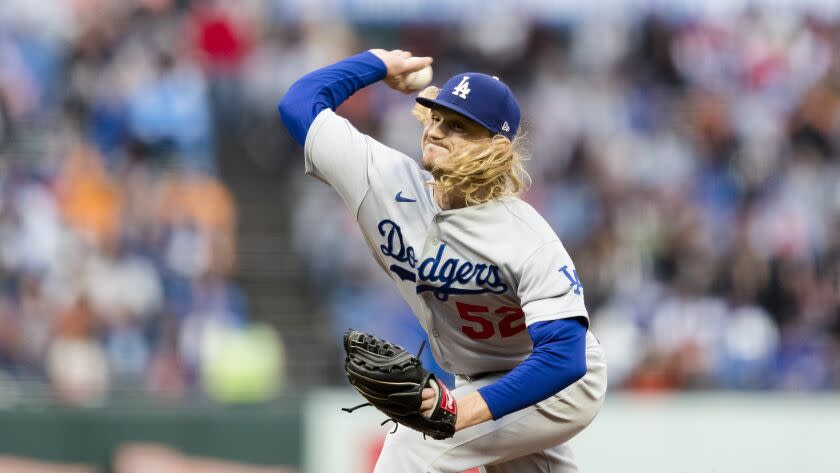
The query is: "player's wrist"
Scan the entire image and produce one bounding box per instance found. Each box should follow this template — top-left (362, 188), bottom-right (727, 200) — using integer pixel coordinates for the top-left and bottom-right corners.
top-left (454, 391), bottom-right (492, 432)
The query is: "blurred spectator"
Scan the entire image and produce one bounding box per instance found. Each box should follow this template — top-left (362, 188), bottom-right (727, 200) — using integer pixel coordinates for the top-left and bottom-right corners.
top-left (201, 323), bottom-right (285, 403)
top-left (56, 145), bottom-right (122, 247)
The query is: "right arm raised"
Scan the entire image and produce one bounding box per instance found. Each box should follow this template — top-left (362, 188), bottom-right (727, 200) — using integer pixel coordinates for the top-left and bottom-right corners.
top-left (278, 51), bottom-right (387, 146)
top-left (278, 50), bottom-right (432, 216)
top-left (278, 49), bottom-right (433, 146)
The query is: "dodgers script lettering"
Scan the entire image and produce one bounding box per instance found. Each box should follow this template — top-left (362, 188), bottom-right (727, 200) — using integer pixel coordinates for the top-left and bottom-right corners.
top-left (378, 219), bottom-right (508, 300)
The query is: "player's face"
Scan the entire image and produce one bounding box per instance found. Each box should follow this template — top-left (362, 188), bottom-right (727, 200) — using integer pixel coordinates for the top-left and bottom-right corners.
top-left (421, 107), bottom-right (491, 172)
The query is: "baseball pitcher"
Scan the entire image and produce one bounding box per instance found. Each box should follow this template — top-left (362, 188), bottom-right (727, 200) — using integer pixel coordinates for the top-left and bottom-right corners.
top-left (279, 49), bottom-right (607, 473)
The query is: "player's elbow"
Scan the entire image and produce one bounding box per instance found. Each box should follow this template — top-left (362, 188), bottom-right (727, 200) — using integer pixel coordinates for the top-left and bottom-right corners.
top-left (277, 92), bottom-right (296, 129)
top-left (277, 90), bottom-right (310, 146)
top-left (547, 344), bottom-right (588, 391)
top-left (562, 336), bottom-right (588, 386)
top-left (568, 356), bottom-right (587, 385)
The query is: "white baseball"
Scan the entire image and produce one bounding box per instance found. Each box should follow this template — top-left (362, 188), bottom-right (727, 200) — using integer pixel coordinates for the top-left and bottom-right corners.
top-left (403, 65), bottom-right (433, 90)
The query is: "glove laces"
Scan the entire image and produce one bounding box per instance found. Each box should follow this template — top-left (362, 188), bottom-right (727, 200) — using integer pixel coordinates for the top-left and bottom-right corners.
top-left (341, 340), bottom-right (429, 438)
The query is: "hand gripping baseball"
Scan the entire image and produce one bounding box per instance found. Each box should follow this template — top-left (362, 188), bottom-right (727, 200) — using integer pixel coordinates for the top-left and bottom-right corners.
top-left (343, 329), bottom-right (457, 440)
top-left (369, 49), bottom-right (433, 94)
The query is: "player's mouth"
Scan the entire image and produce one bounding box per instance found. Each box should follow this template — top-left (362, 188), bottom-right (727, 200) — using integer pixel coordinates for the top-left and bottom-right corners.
top-left (424, 141), bottom-right (448, 152)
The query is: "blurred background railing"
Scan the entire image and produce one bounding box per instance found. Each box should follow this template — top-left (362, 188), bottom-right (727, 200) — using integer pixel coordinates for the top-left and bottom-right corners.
top-left (0, 0), bottom-right (839, 472)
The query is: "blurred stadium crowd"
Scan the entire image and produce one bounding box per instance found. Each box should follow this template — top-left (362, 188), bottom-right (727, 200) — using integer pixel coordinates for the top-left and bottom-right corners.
top-left (0, 0), bottom-right (838, 406)
top-left (0, 0), bottom-right (261, 404)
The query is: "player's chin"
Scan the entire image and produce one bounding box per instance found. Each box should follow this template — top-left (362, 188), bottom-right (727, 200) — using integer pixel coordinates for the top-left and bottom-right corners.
top-left (421, 146), bottom-right (448, 170)
top-left (421, 153), bottom-right (443, 172)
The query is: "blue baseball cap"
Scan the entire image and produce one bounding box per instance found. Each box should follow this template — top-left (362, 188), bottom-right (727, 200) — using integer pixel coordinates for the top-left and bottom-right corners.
top-left (416, 72), bottom-right (520, 140)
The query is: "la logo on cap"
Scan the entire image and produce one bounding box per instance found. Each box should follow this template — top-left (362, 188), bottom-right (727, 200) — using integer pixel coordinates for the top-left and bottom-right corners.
top-left (452, 76), bottom-right (471, 99)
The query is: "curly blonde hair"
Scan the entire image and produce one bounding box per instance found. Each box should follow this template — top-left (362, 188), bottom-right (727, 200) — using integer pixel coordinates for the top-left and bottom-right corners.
top-left (412, 86), bottom-right (531, 207)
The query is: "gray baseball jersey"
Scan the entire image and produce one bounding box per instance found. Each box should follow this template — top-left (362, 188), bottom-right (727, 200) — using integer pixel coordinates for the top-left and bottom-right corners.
top-left (305, 109), bottom-right (588, 378)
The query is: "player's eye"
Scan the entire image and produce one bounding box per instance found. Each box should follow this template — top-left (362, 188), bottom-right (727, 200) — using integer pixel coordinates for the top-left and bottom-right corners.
top-left (450, 122), bottom-right (465, 132)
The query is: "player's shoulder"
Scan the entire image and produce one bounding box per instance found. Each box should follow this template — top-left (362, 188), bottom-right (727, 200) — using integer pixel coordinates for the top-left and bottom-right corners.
top-left (309, 108), bottom-right (422, 171)
top-left (495, 196), bottom-right (561, 245)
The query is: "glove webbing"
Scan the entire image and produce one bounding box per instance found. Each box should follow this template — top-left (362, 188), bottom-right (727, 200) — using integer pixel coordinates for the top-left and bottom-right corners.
top-left (341, 340), bottom-right (429, 438)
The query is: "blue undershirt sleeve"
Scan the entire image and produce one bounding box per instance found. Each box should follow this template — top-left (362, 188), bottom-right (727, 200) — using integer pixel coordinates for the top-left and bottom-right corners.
top-left (278, 51), bottom-right (387, 146)
top-left (477, 317), bottom-right (588, 420)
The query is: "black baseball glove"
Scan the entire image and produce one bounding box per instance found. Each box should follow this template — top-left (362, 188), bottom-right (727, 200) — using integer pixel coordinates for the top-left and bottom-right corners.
top-left (343, 329), bottom-right (457, 440)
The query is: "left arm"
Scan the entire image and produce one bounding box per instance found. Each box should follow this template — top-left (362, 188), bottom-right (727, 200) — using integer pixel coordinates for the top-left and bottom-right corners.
top-left (422, 317), bottom-right (588, 431)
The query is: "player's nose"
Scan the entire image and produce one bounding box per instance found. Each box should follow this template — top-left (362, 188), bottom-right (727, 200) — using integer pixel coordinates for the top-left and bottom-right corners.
top-left (426, 120), bottom-right (446, 139)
